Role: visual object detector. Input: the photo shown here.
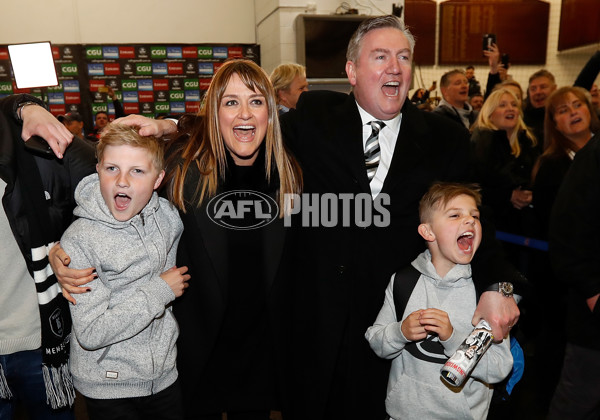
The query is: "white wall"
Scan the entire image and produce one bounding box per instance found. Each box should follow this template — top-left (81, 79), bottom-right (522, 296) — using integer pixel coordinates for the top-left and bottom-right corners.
top-left (255, 0), bottom-right (397, 73)
top-left (0, 0), bottom-right (256, 44)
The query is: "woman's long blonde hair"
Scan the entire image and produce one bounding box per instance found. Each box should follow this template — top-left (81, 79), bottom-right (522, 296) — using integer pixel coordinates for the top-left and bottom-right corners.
top-left (168, 59), bottom-right (302, 214)
top-left (473, 88), bottom-right (536, 157)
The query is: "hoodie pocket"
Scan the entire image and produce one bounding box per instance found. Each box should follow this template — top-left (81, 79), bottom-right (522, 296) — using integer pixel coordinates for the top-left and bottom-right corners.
top-left (386, 373), bottom-right (474, 420)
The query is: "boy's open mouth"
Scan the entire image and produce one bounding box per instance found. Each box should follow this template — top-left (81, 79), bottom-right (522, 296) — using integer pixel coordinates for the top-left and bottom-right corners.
top-left (457, 231), bottom-right (474, 251)
top-left (115, 193), bottom-right (131, 210)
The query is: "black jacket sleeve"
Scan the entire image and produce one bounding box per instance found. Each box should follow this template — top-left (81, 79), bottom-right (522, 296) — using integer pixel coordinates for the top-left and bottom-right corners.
top-left (550, 137), bottom-right (600, 299)
top-left (574, 51), bottom-right (600, 90)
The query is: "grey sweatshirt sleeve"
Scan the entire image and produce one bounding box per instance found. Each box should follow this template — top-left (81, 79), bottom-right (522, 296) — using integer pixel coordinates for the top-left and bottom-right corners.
top-left (470, 334), bottom-right (513, 385)
top-left (365, 274), bottom-right (411, 359)
top-left (63, 234), bottom-right (176, 351)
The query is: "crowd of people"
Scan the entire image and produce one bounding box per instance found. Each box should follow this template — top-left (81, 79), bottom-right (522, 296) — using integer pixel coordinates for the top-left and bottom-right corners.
top-left (1, 13), bottom-right (599, 420)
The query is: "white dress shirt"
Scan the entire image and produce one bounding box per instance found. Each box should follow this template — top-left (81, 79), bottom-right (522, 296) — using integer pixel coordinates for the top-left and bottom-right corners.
top-left (356, 103), bottom-right (402, 198)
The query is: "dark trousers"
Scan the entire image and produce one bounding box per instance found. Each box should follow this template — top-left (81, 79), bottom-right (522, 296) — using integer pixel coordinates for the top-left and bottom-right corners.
top-left (84, 380), bottom-right (183, 420)
top-left (0, 348), bottom-right (74, 420)
top-left (547, 343), bottom-right (600, 420)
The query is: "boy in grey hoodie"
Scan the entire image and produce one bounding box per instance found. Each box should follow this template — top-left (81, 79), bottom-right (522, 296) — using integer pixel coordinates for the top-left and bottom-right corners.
top-left (60, 124), bottom-right (190, 420)
top-left (366, 183), bottom-right (512, 420)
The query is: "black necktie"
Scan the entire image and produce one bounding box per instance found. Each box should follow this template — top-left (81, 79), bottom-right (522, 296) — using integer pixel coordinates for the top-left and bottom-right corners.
top-left (365, 120), bottom-right (385, 181)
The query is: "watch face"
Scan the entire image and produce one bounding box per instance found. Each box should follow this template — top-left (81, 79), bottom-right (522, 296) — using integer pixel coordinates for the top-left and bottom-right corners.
top-left (500, 282), bottom-right (514, 296)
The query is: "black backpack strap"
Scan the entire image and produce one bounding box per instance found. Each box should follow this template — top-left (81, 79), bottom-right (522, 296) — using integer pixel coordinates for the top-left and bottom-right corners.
top-left (392, 264), bottom-right (421, 321)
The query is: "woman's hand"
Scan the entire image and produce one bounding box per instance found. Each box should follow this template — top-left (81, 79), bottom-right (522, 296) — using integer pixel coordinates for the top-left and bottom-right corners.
top-left (21, 104), bottom-right (73, 159)
top-left (49, 243), bottom-right (95, 304)
top-left (511, 188), bottom-right (532, 209)
top-left (113, 114), bottom-right (177, 137)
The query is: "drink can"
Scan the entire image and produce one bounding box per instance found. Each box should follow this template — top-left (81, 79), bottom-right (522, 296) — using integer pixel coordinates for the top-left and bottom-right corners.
top-left (440, 319), bottom-right (494, 387)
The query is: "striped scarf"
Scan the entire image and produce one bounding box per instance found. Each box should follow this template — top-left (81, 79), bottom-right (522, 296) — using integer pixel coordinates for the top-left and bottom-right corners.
top-left (0, 140), bottom-right (75, 409)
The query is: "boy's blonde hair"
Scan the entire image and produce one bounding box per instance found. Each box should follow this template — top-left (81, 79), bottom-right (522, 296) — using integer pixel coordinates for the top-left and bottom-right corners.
top-left (97, 123), bottom-right (165, 171)
top-left (419, 182), bottom-right (482, 223)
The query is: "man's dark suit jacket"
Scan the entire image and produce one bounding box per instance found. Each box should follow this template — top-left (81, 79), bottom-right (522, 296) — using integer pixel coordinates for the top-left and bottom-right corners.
top-left (280, 90), bottom-right (522, 420)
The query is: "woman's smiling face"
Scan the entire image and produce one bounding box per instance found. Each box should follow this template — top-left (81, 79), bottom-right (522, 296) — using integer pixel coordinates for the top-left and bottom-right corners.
top-left (218, 73), bottom-right (268, 166)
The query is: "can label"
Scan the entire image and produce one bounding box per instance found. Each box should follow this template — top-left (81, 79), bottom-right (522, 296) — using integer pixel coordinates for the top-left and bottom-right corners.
top-left (440, 319), bottom-right (493, 387)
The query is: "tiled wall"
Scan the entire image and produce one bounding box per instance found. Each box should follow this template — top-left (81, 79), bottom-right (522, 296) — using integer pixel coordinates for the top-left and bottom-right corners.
top-left (256, 0), bottom-right (600, 96)
top-left (410, 0), bottom-right (600, 99)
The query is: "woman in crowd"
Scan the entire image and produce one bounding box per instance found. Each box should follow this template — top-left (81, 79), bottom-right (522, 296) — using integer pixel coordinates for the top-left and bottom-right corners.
top-left (471, 88), bottom-right (539, 237)
top-left (470, 87), bottom-right (539, 278)
top-left (532, 86), bottom-right (599, 236)
top-left (52, 59), bottom-right (303, 420)
top-left (529, 85), bottom-right (600, 417)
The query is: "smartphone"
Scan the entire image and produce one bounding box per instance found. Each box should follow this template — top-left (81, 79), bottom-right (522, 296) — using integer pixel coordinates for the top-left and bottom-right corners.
top-left (25, 135), bottom-right (53, 156)
top-left (482, 33), bottom-right (496, 51)
top-left (501, 53), bottom-right (510, 69)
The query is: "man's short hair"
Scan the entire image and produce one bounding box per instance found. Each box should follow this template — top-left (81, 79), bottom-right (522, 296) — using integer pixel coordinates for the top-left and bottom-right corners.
top-left (346, 15), bottom-right (415, 64)
top-left (58, 112), bottom-right (83, 123)
top-left (95, 111), bottom-right (109, 120)
top-left (528, 69), bottom-right (556, 86)
top-left (419, 182), bottom-right (481, 223)
top-left (440, 69), bottom-right (466, 89)
top-left (97, 123), bottom-right (164, 171)
top-left (270, 63), bottom-right (306, 95)
top-left (466, 65), bottom-right (475, 71)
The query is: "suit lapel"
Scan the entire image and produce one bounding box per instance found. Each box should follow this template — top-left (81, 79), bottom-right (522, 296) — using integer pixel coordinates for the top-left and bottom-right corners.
top-left (333, 93), bottom-right (372, 193)
top-left (381, 101), bottom-right (432, 194)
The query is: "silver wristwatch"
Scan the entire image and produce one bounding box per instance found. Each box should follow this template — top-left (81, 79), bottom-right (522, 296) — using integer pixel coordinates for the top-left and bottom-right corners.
top-left (486, 282), bottom-right (514, 298)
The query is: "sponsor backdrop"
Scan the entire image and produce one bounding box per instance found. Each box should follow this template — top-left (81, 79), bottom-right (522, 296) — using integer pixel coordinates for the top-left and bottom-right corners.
top-left (0, 43), bottom-right (260, 129)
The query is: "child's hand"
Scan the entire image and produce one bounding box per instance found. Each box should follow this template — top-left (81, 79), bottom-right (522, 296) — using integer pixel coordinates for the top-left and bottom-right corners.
top-left (401, 310), bottom-right (428, 341)
top-left (160, 266), bottom-right (190, 297)
top-left (418, 308), bottom-right (453, 341)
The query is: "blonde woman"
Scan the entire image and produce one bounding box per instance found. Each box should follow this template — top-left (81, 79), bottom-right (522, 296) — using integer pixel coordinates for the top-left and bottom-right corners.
top-left (471, 88), bottom-right (539, 236)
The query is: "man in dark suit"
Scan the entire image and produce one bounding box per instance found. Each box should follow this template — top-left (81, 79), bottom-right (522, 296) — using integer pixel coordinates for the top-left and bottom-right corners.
top-left (280, 15), bottom-right (522, 420)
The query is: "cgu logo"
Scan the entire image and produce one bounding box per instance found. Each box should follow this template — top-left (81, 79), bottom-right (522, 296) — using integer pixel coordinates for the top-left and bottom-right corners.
top-left (155, 104), bottom-right (170, 111)
top-left (87, 49), bottom-right (102, 56)
top-left (0, 83), bottom-right (12, 92)
top-left (62, 66), bottom-right (77, 74)
top-left (184, 80), bottom-right (198, 88)
top-left (198, 48), bottom-right (212, 56)
top-left (152, 48), bottom-right (166, 56)
top-left (207, 190), bottom-right (279, 230)
top-left (170, 92), bottom-right (184, 100)
top-left (122, 82), bottom-right (137, 89)
top-left (92, 105), bottom-right (107, 113)
top-left (137, 65), bottom-right (151, 72)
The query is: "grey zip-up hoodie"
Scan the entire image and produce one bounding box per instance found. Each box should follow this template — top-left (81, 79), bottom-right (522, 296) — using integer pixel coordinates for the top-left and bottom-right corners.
top-left (366, 250), bottom-right (513, 420)
top-left (61, 173), bottom-right (183, 399)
